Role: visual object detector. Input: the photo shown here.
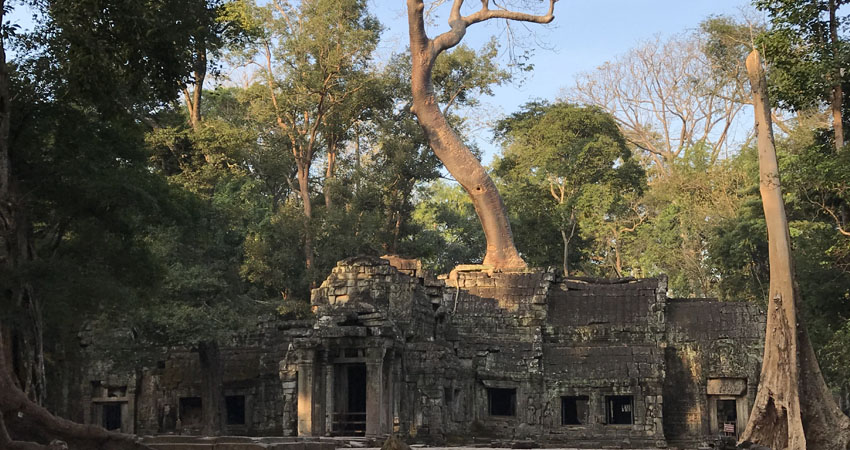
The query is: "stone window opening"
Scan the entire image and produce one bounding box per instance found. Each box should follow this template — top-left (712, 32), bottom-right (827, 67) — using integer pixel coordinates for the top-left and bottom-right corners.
top-left (226, 395), bottom-right (246, 425)
top-left (561, 395), bottom-right (589, 425)
top-left (606, 395), bottom-right (633, 425)
top-left (487, 388), bottom-right (516, 417)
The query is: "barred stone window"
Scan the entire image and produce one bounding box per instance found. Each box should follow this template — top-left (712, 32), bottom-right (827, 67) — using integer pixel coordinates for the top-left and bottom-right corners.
top-left (488, 388), bottom-right (516, 417)
top-left (606, 395), bottom-right (633, 425)
top-left (561, 395), bottom-right (589, 425)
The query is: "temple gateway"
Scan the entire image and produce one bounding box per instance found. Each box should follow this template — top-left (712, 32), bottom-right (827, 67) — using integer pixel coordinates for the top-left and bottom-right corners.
top-left (76, 256), bottom-right (765, 448)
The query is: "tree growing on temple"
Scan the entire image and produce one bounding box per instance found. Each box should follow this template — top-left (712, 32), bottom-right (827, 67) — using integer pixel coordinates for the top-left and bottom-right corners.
top-left (741, 49), bottom-right (850, 450)
top-left (405, 0), bottom-right (556, 270)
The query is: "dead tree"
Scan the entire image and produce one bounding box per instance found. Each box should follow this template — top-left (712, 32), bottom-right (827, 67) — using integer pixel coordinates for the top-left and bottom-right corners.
top-left (741, 49), bottom-right (850, 450)
top-left (406, 0), bottom-right (556, 269)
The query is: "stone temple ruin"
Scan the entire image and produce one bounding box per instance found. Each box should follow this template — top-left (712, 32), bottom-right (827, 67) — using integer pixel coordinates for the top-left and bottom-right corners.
top-left (73, 256), bottom-right (765, 448)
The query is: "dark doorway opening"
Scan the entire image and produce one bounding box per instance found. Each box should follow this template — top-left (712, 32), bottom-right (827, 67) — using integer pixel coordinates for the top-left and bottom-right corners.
top-left (606, 395), bottom-right (633, 425)
top-left (102, 403), bottom-right (122, 431)
top-left (333, 363), bottom-right (367, 436)
top-left (348, 364), bottom-right (367, 414)
top-left (179, 397), bottom-right (203, 427)
top-left (488, 388), bottom-right (516, 417)
top-left (717, 399), bottom-right (737, 435)
top-left (561, 395), bottom-right (589, 425)
top-left (226, 395), bottom-right (246, 425)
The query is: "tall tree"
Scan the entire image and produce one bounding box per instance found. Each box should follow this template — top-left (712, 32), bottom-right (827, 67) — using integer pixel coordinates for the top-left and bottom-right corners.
top-left (563, 31), bottom-right (749, 175)
top-left (494, 102), bottom-right (644, 276)
top-left (741, 49), bottom-right (850, 450)
top-left (755, 0), bottom-right (848, 150)
top-left (247, 0), bottom-right (380, 272)
top-left (0, 0), bottom-right (229, 445)
top-left (182, 0), bottom-right (248, 131)
top-left (405, 0), bottom-right (555, 270)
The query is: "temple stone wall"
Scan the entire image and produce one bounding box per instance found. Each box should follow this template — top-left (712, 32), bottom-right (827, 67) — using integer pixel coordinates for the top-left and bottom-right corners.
top-left (70, 256), bottom-right (765, 448)
top-left (663, 299), bottom-right (765, 447)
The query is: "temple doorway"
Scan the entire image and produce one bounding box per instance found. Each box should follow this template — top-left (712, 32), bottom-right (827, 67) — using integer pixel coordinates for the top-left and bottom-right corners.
top-left (332, 363), bottom-right (367, 436)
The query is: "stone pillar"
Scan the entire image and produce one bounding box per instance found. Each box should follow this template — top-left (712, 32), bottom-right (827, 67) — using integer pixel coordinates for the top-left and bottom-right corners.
top-left (366, 347), bottom-right (386, 436)
top-left (325, 362), bottom-right (335, 435)
top-left (297, 350), bottom-right (316, 436)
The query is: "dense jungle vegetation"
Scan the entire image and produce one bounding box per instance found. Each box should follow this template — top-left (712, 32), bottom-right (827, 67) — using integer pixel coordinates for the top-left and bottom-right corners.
top-left (1, 0), bottom-right (850, 446)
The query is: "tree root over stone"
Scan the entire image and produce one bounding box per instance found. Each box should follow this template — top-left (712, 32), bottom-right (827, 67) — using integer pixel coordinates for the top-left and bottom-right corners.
top-left (0, 324), bottom-right (152, 450)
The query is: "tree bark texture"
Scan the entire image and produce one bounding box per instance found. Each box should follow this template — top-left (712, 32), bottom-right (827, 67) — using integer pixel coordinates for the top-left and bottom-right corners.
top-left (297, 164), bottom-right (314, 270)
top-left (198, 341), bottom-right (225, 436)
top-left (741, 49), bottom-right (850, 450)
top-left (406, 0), bottom-right (555, 270)
top-left (324, 139), bottom-right (336, 210)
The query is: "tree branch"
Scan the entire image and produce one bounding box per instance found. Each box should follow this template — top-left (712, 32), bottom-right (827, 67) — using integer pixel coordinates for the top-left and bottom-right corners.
top-left (463, 0), bottom-right (556, 26)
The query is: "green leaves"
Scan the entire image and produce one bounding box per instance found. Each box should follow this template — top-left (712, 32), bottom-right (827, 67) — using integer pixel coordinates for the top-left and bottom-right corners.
top-left (755, 0), bottom-right (848, 111)
top-left (493, 102), bottom-right (644, 274)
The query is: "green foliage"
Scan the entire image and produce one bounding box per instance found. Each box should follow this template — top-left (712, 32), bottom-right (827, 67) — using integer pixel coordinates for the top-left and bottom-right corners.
top-left (630, 142), bottom-right (752, 296)
top-left (493, 102), bottom-right (644, 274)
top-left (754, 0), bottom-right (849, 112)
top-left (410, 181), bottom-right (486, 273)
top-left (432, 39), bottom-right (512, 113)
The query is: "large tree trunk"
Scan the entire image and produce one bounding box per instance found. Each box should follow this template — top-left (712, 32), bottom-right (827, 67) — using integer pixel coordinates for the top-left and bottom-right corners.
top-left (184, 40), bottom-right (207, 132)
top-left (0, 8), bottom-right (149, 447)
top-left (405, 0), bottom-right (557, 270)
top-left (198, 341), bottom-right (225, 436)
top-left (0, 324), bottom-right (151, 450)
top-left (741, 49), bottom-right (850, 450)
top-left (0, 8), bottom-right (44, 403)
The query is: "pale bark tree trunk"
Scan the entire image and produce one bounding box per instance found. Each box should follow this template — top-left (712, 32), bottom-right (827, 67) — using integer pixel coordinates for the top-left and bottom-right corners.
top-left (829, 0), bottom-right (844, 151)
top-left (296, 163), bottom-right (314, 270)
top-left (741, 49), bottom-right (850, 450)
top-left (406, 0), bottom-right (555, 269)
top-left (560, 229), bottom-right (570, 277)
top-left (324, 139), bottom-right (336, 210)
top-left (183, 39), bottom-right (206, 133)
top-left (613, 232), bottom-right (623, 278)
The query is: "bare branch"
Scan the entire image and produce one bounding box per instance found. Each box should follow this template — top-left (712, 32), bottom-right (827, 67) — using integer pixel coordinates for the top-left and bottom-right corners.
top-left (463, 0), bottom-right (556, 26)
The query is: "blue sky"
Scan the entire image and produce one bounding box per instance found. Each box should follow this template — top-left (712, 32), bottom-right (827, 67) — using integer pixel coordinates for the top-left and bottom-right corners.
top-left (371, 0), bottom-right (756, 161)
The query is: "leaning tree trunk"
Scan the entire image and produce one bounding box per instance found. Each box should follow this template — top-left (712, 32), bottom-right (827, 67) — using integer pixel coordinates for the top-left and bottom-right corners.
top-left (741, 49), bottom-right (850, 450)
top-left (406, 0), bottom-right (555, 270)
